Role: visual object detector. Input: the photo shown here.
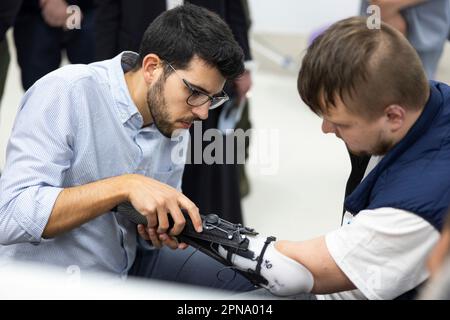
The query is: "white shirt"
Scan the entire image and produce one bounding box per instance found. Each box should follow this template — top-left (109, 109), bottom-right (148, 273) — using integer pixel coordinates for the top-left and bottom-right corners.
top-left (317, 156), bottom-right (440, 300)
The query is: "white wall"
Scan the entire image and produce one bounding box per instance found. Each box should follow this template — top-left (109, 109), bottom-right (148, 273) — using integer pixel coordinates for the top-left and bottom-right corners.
top-left (248, 0), bottom-right (361, 34)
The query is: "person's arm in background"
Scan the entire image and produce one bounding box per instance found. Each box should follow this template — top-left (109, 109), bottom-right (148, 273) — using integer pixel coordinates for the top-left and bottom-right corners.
top-left (225, 0), bottom-right (252, 102)
top-left (427, 210), bottom-right (450, 276)
top-left (371, 0), bottom-right (427, 15)
top-left (370, 0), bottom-right (427, 35)
top-left (39, 0), bottom-right (69, 28)
top-left (93, 0), bottom-right (120, 60)
top-left (0, 0), bottom-right (23, 41)
top-left (417, 208), bottom-right (450, 299)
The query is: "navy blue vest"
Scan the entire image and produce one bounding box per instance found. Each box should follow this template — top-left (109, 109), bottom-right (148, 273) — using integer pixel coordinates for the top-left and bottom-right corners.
top-left (345, 81), bottom-right (450, 231)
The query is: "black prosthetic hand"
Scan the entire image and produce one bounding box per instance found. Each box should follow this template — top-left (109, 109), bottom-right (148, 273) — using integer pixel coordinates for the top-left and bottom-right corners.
top-left (115, 202), bottom-right (275, 286)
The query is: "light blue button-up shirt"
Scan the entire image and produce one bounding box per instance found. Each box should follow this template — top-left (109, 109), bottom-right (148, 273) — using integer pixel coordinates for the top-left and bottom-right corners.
top-left (0, 52), bottom-right (189, 276)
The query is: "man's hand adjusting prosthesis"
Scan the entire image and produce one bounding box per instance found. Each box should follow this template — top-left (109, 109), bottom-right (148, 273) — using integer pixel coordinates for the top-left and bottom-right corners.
top-left (116, 203), bottom-right (314, 296)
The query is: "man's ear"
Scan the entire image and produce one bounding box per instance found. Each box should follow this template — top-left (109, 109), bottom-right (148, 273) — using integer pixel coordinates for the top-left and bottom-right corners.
top-left (384, 104), bottom-right (406, 132)
top-left (142, 54), bottom-right (162, 84)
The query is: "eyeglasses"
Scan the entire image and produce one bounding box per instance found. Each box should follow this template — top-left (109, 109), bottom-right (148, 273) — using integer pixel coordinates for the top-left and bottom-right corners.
top-left (165, 61), bottom-right (229, 110)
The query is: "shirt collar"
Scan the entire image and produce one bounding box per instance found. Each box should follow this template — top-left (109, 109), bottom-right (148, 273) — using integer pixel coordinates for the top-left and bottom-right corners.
top-left (107, 51), bottom-right (144, 128)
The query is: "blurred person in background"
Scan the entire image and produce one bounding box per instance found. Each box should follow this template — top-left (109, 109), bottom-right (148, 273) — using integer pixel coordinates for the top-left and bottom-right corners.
top-left (13, 0), bottom-right (96, 90)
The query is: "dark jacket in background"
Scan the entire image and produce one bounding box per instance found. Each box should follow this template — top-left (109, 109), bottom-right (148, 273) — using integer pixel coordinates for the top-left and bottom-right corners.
top-left (0, 0), bottom-right (22, 106)
top-left (94, 0), bottom-right (166, 60)
top-left (13, 0), bottom-right (96, 89)
top-left (95, 0), bottom-right (251, 61)
top-left (0, 0), bottom-right (22, 41)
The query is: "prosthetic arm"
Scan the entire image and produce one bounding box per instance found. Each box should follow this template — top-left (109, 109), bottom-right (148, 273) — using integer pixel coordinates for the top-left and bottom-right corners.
top-left (116, 203), bottom-right (314, 296)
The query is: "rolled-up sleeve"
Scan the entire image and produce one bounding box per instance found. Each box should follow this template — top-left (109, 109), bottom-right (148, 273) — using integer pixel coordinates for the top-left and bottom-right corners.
top-left (325, 208), bottom-right (440, 300)
top-left (0, 77), bottom-right (79, 245)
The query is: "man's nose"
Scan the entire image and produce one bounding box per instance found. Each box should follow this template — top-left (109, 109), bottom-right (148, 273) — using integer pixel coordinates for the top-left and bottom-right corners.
top-left (321, 119), bottom-right (336, 134)
top-left (191, 103), bottom-right (209, 120)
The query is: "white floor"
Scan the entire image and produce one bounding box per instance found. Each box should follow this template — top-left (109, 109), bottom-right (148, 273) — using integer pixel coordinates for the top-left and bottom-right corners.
top-left (1, 30), bottom-right (450, 241)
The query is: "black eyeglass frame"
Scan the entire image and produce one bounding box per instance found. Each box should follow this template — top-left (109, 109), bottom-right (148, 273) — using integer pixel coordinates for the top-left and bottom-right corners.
top-left (165, 61), bottom-right (229, 110)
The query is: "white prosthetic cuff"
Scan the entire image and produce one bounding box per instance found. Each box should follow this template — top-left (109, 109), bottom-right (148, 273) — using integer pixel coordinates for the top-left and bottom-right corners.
top-left (219, 235), bottom-right (314, 297)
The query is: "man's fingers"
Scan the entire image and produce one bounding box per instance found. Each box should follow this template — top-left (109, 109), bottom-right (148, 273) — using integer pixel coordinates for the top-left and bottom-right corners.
top-left (137, 224), bottom-right (149, 240)
top-left (138, 224), bottom-right (163, 249)
top-left (148, 227), bottom-right (162, 248)
top-left (167, 204), bottom-right (185, 236)
top-left (159, 233), bottom-right (178, 250)
top-left (156, 206), bottom-right (169, 234)
top-left (145, 209), bottom-right (158, 228)
top-left (178, 196), bottom-right (202, 233)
